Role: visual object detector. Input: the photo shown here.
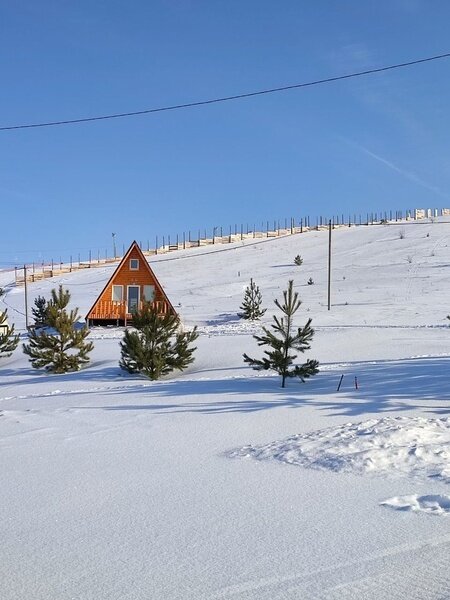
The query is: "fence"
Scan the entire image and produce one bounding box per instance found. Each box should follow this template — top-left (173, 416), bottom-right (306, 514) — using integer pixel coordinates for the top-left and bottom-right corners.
top-left (13, 207), bottom-right (449, 285)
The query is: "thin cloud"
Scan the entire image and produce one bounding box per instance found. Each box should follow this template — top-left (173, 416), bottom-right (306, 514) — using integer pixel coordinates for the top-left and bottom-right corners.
top-left (344, 139), bottom-right (448, 199)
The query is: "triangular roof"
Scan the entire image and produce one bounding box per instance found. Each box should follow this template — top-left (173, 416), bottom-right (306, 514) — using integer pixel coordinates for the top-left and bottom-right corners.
top-left (86, 241), bottom-right (176, 320)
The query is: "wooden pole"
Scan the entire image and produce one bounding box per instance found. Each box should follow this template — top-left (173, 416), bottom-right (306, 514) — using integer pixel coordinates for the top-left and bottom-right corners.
top-left (24, 265), bottom-right (29, 329)
top-left (327, 220), bottom-right (332, 311)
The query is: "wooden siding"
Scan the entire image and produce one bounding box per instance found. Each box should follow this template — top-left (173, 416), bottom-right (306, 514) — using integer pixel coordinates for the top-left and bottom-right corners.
top-left (86, 244), bottom-right (176, 323)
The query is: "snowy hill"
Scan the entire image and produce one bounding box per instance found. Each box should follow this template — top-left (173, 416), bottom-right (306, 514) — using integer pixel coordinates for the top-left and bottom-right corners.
top-left (1, 219), bottom-right (450, 599)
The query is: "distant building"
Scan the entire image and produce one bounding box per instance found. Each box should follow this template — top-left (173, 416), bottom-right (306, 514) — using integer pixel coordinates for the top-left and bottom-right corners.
top-left (0, 317), bottom-right (8, 336)
top-left (86, 241), bottom-right (176, 326)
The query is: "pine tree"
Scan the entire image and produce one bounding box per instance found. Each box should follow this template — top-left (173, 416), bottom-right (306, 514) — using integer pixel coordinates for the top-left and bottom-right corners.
top-left (294, 255), bottom-right (303, 266)
top-left (239, 278), bottom-right (266, 320)
top-left (243, 280), bottom-right (319, 387)
top-left (23, 285), bottom-right (93, 373)
top-left (0, 309), bottom-right (20, 358)
top-left (32, 295), bottom-right (49, 329)
top-left (120, 302), bottom-right (198, 380)
top-left (307, 277), bottom-right (314, 285)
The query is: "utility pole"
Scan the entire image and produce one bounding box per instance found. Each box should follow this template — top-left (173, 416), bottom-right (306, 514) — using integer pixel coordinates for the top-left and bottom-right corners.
top-left (327, 220), bottom-right (332, 311)
top-left (24, 265), bottom-right (29, 329)
top-left (112, 233), bottom-right (117, 259)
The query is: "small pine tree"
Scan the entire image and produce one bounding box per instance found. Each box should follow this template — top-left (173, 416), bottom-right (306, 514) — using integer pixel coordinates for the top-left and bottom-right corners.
top-left (23, 285), bottom-right (93, 373)
top-left (239, 278), bottom-right (266, 320)
top-left (294, 255), bottom-right (303, 266)
top-left (0, 309), bottom-right (20, 358)
top-left (32, 295), bottom-right (49, 328)
top-left (307, 277), bottom-right (314, 285)
top-left (120, 302), bottom-right (198, 380)
top-left (243, 280), bottom-right (319, 387)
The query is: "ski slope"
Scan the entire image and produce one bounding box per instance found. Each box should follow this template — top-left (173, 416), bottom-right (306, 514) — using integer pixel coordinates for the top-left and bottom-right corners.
top-left (1, 219), bottom-right (450, 599)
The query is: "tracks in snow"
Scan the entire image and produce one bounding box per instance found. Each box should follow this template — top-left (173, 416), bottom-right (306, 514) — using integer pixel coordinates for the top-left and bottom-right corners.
top-left (211, 532), bottom-right (450, 600)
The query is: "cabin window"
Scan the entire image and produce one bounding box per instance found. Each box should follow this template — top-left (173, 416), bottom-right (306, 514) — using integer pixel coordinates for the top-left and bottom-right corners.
top-left (144, 285), bottom-right (155, 302)
top-left (130, 259), bottom-right (139, 270)
top-left (112, 285), bottom-right (123, 302)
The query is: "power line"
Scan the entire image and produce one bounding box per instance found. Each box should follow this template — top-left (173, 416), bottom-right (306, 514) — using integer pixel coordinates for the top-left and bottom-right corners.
top-left (2, 52), bottom-right (450, 132)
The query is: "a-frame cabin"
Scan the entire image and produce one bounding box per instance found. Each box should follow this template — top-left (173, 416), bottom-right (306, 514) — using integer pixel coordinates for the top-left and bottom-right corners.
top-left (86, 241), bottom-right (177, 326)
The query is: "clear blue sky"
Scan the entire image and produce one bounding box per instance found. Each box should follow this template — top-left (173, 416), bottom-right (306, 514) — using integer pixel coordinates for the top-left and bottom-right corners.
top-left (1, 0), bottom-right (450, 267)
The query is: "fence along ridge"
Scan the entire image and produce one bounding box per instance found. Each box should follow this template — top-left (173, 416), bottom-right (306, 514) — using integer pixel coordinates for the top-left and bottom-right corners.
top-left (13, 208), bottom-right (449, 285)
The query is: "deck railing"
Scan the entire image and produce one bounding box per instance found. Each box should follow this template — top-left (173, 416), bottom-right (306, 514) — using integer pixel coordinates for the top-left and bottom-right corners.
top-left (88, 299), bottom-right (169, 322)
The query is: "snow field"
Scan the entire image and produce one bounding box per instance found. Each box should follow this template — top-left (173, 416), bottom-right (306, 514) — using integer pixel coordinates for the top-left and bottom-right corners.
top-left (1, 219), bottom-right (450, 599)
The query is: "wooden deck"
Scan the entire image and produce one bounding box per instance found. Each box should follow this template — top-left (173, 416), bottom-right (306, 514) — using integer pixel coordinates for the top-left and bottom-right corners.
top-left (87, 299), bottom-right (170, 325)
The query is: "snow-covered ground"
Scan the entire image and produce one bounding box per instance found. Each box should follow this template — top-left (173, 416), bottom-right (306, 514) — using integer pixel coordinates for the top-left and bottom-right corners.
top-left (1, 219), bottom-right (450, 599)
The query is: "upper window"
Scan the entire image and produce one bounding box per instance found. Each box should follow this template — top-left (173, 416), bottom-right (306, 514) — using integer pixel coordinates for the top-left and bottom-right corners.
top-left (130, 258), bottom-right (139, 270)
top-left (112, 285), bottom-right (123, 302)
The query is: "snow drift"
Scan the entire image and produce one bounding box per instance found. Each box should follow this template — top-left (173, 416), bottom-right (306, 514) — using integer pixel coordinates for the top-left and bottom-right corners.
top-left (231, 416), bottom-right (450, 483)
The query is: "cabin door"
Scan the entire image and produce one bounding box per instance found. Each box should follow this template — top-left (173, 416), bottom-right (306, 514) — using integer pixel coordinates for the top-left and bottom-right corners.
top-left (127, 286), bottom-right (140, 313)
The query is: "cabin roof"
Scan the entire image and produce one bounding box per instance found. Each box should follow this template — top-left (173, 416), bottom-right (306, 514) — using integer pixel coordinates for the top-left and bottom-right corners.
top-left (85, 241), bottom-right (176, 321)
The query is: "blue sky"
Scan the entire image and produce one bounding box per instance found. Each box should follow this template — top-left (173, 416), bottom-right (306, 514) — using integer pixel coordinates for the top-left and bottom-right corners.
top-left (1, 1), bottom-right (450, 267)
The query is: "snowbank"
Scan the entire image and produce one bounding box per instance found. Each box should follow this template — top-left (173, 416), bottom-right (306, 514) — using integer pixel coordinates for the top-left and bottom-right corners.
top-left (381, 494), bottom-right (450, 515)
top-left (231, 416), bottom-right (450, 483)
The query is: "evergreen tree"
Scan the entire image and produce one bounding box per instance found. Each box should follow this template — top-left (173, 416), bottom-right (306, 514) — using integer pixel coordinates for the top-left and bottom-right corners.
top-left (0, 309), bottom-right (20, 358)
top-left (239, 278), bottom-right (266, 320)
top-left (294, 255), bottom-right (303, 266)
top-left (307, 277), bottom-right (314, 285)
top-left (243, 280), bottom-right (319, 387)
top-left (120, 302), bottom-right (198, 380)
top-left (32, 295), bottom-right (50, 328)
top-left (23, 285), bottom-right (93, 373)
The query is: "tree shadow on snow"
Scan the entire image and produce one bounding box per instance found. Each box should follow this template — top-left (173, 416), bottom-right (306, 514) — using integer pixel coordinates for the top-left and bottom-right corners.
top-left (80, 356), bottom-right (450, 418)
top-left (205, 313), bottom-right (241, 326)
top-left (0, 364), bottom-right (124, 387)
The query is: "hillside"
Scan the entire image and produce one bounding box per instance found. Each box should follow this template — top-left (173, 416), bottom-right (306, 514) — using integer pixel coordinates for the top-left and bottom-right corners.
top-left (1, 219), bottom-right (450, 599)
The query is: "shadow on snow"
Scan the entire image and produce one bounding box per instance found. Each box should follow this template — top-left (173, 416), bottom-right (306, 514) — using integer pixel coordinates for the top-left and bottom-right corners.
top-left (77, 356), bottom-right (450, 418)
